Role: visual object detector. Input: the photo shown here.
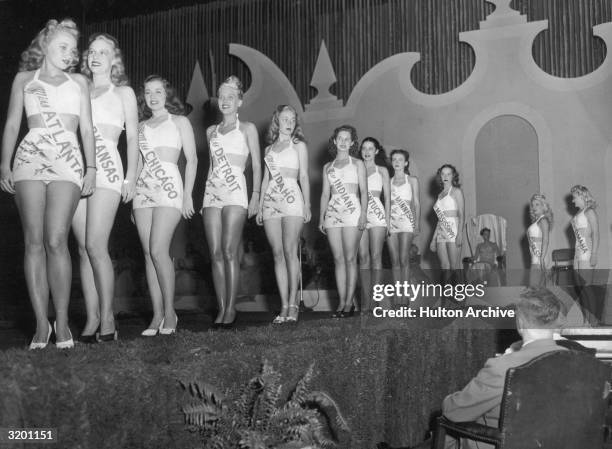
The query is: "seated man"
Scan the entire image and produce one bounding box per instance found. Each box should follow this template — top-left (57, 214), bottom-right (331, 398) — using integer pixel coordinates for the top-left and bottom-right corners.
top-left (412, 287), bottom-right (568, 449)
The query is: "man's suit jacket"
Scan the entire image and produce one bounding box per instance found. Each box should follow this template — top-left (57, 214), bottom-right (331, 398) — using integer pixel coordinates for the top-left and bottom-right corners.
top-left (441, 338), bottom-right (566, 449)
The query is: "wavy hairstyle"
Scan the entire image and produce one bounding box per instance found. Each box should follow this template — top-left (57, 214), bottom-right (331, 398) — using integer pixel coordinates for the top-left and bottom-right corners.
top-left (137, 75), bottom-right (185, 120)
top-left (265, 105), bottom-right (306, 145)
top-left (80, 33), bottom-right (129, 86)
top-left (529, 193), bottom-right (553, 227)
top-left (328, 124), bottom-right (358, 158)
top-left (570, 185), bottom-right (597, 210)
top-left (359, 137), bottom-right (388, 167)
top-left (19, 19), bottom-right (80, 72)
top-left (218, 75), bottom-right (244, 99)
top-left (436, 164), bottom-right (461, 189)
top-left (516, 287), bottom-right (563, 328)
top-left (390, 149), bottom-right (411, 175)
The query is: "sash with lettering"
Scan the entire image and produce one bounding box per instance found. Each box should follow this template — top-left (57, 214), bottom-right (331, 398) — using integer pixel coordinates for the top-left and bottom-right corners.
top-left (92, 124), bottom-right (120, 185)
top-left (571, 218), bottom-right (589, 254)
top-left (528, 236), bottom-right (542, 258)
top-left (393, 188), bottom-right (415, 229)
top-left (327, 164), bottom-right (357, 213)
top-left (137, 124), bottom-right (179, 200)
top-left (368, 191), bottom-right (386, 222)
top-left (434, 202), bottom-right (456, 240)
top-left (209, 128), bottom-right (241, 193)
top-left (26, 81), bottom-right (83, 178)
top-left (265, 150), bottom-right (297, 204)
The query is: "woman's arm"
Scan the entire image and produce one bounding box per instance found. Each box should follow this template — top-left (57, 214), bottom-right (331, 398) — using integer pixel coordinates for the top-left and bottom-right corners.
top-left (381, 167), bottom-right (391, 234)
top-left (586, 209), bottom-right (599, 267)
top-left (0, 73), bottom-right (26, 194)
top-left (176, 116), bottom-right (198, 219)
top-left (454, 188), bottom-right (465, 246)
top-left (296, 141), bottom-right (311, 223)
top-left (243, 122), bottom-right (262, 218)
top-left (319, 163), bottom-right (330, 234)
top-left (256, 146), bottom-right (270, 226)
top-left (539, 217), bottom-right (550, 269)
top-left (119, 86), bottom-right (139, 203)
top-left (356, 158), bottom-right (368, 231)
top-left (410, 175), bottom-right (421, 234)
top-left (74, 74), bottom-right (96, 195)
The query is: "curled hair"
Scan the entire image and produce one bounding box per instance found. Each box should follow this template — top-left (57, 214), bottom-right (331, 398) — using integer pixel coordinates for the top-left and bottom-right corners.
top-left (390, 149), bottom-right (411, 175)
top-left (265, 105), bottom-right (306, 145)
top-left (19, 19), bottom-right (80, 72)
top-left (328, 124), bottom-right (358, 158)
top-left (218, 75), bottom-right (243, 99)
top-left (137, 75), bottom-right (185, 120)
top-left (479, 227), bottom-right (491, 237)
top-left (81, 33), bottom-right (129, 86)
top-left (570, 185), bottom-right (597, 210)
top-left (359, 137), bottom-right (388, 167)
top-left (516, 287), bottom-right (563, 328)
top-left (529, 193), bottom-right (553, 227)
top-left (436, 164), bottom-right (461, 189)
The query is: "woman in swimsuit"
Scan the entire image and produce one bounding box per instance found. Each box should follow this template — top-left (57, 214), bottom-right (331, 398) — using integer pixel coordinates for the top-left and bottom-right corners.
top-left (134, 75), bottom-right (197, 336)
top-left (387, 149), bottom-right (420, 298)
top-left (357, 137), bottom-right (389, 310)
top-left (202, 76), bottom-right (261, 327)
top-left (72, 33), bottom-right (138, 343)
top-left (319, 125), bottom-right (367, 317)
top-left (256, 105), bottom-right (310, 324)
top-left (430, 164), bottom-right (464, 274)
top-left (526, 193), bottom-right (552, 287)
top-left (0, 19), bottom-right (96, 349)
top-left (570, 185), bottom-right (600, 325)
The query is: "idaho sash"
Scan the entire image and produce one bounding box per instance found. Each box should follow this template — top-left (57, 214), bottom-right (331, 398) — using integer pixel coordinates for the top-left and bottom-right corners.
top-left (265, 150), bottom-right (296, 204)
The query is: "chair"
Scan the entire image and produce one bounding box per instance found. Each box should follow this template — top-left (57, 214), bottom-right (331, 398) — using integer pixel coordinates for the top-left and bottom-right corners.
top-left (463, 214), bottom-right (507, 285)
top-left (432, 350), bottom-right (611, 449)
top-left (551, 248), bottom-right (574, 285)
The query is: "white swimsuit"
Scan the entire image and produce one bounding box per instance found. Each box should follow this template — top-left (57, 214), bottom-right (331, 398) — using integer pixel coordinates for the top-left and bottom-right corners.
top-left (527, 216), bottom-right (544, 265)
top-left (262, 140), bottom-right (304, 220)
top-left (324, 157), bottom-right (361, 228)
top-left (571, 210), bottom-right (592, 266)
top-left (434, 186), bottom-right (459, 243)
top-left (366, 166), bottom-right (386, 229)
top-left (390, 174), bottom-right (415, 233)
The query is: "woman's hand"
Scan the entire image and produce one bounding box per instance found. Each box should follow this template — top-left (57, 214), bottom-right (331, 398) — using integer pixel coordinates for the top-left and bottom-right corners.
top-left (182, 196), bottom-right (195, 220)
top-left (319, 221), bottom-right (326, 235)
top-left (256, 209), bottom-right (264, 226)
top-left (0, 165), bottom-right (15, 194)
top-left (358, 212), bottom-right (367, 231)
top-left (81, 169), bottom-right (96, 196)
top-left (429, 232), bottom-right (437, 252)
top-left (121, 178), bottom-right (136, 203)
top-left (247, 193), bottom-right (259, 218)
top-left (590, 252), bottom-right (598, 268)
top-left (303, 204), bottom-right (312, 223)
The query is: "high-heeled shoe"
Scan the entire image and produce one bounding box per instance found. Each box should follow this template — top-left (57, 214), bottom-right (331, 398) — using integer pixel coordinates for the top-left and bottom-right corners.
top-left (54, 322), bottom-right (74, 349)
top-left (141, 318), bottom-right (164, 337)
top-left (29, 321), bottom-right (52, 350)
top-left (98, 329), bottom-right (118, 342)
top-left (285, 305), bottom-right (299, 324)
top-left (159, 313), bottom-right (178, 335)
top-left (78, 325), bottom-right (99, 344)
top-left (220, 314), bottom-right (237, 329)
top-left (272, 306), bottom-right (289, 324)
top-left (340, 306), bottom-right (355, 318)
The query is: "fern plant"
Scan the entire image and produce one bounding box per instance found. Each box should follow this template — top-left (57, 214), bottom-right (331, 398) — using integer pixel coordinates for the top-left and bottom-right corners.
top-left (181, 360), bottom-right (350, 449)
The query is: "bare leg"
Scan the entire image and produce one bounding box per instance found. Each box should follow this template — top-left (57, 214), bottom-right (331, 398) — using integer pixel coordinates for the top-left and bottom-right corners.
top-left (341, 227), bottom-right (362, 311)
top-left (281, 217), bottom-right (303, 320)
top-left (220, 206), bottom-right (247, 323)
top-left (387, 233), bottom-right (401, 303)
top-left (264, 218), bottom-right (289, 316)
top-left (44, 181), bottom-right (81, 342)
top-left (203, 207), bottom-right (225, 323)
top-left (14, 181), bottom-right (49, 343)
top-left (358, 229), bottom-right (372, 311)
top-left (150, 207), bottom-right (181, 328)
top-left (369, 227), bottom-right (386, 311)
top-left (134, 208), bottom-right (163, 330)
top-left (327, 227), bottom-right (346, 312)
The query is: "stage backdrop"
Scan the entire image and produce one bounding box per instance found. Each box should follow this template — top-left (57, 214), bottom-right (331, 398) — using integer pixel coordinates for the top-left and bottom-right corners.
top-left (80, 0), bottom-right (612, 270)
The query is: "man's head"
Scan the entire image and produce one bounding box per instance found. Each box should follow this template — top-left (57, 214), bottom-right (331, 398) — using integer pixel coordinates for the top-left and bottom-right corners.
top-left (515, 287), bottom-right (564, 338)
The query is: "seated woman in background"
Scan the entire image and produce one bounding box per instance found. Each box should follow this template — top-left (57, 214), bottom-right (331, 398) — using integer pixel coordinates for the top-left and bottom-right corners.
top-left (468, 227), bottom-right (501, 284)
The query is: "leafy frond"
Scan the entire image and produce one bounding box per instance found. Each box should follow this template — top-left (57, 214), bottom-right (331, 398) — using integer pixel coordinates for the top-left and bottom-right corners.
top-left (287, 362), bottom-right (315, 407)
top-left (305, 391), bottom-right (350, 435)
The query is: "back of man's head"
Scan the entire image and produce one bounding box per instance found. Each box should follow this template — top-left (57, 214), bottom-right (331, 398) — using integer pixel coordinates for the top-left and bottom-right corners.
top-left (516, 287), bottom-right (563, 329)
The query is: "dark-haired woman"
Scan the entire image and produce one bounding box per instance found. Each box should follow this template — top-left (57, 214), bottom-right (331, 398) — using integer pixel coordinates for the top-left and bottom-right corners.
top-left (319, 125), bottom-right (367, 317)
top-left (0, 19), bottom-right (96, 349)
top-left (134, 75), bottom-right (197, 336)
top-left (388, 149), bottom-right (420, 298)
top-left (256, 105), bottom-right (310, 324)
top-left (430, 164), bottom-right (464, 274)
top-left (202, 76), bottom-right (261, 327)
top-left (358, 137), bottom-right (389, 310)
top-left (72, 33), bottom-right (138, 343)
